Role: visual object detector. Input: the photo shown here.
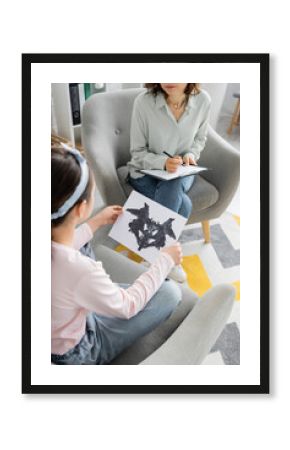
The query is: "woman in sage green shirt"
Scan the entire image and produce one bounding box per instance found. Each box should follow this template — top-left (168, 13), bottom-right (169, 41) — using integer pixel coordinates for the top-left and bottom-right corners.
top-left (127, 83), bottom-right (211, 282)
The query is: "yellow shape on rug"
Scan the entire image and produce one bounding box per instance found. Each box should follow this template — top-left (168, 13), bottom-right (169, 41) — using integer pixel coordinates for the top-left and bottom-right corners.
top-left (233, 215), bottom-right (240, 226)
top-left (232, 281), bottom-right (240, 301)
top-left (182, 254), bottom-right (212, 297)
top-left (115, 245), bottom-right (240, 301)
top-left (115, 244), bottom-right (143, 263)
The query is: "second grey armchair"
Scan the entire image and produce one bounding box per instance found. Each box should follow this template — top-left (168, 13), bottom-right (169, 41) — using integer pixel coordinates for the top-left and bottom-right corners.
top-left (80, 88), bottom-right (237, 365)
top-left (82, 88), bottom-right (240, 243)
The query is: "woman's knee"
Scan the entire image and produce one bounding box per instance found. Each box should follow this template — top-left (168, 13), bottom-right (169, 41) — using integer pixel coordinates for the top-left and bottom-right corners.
top-left (179, 194), bottom-right (192, 218)
top-left (129, 175), bottom-right (156, 199)
top-left (168, 178), bottom-right (185, 193)
top-left (155, 181), bottom-right (184, 212)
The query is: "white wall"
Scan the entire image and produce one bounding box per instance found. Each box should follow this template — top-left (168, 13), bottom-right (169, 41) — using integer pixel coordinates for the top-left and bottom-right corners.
top-left (106, 83), bottom-right (123, 91)
top-left (51, 83), bottom-right (75, 144)
top-left (201, 83), bottom-right (228, 129)
top-left (51, 94), bottom-right (58, 135)
top-left (122, 83), bottom-right (143, 89)
top-left (221, 83), bottom-right (240, 116)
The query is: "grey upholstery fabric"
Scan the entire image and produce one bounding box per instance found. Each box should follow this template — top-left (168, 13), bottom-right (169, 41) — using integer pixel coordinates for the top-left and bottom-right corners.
top-left (82, 88), bottom-right (240, 225)
top-left (195, 127), bottom-right (240, 222)
top-left (93, 245), bottom-right (198, 364)
top-left (141, 284), bottom-right (235, 365)
top-left (110, 288), bottom-right (196, 365)
top-left (93, 245), bottom-right (234, 365)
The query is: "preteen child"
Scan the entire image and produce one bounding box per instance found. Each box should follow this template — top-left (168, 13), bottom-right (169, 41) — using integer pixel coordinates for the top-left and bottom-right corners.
top-left (51, 145), bottom-right (182, 365)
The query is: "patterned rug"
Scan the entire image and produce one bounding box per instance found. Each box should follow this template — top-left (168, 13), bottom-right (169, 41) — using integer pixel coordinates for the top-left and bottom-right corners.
top-left (116, 211), bottom-right (240, 365)
top-left (179, 212), bottom-right (240, 365)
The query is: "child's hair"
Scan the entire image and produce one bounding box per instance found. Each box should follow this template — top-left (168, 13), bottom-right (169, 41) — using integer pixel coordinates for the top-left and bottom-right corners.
top-left (51, 145), bottom-right (93, 227)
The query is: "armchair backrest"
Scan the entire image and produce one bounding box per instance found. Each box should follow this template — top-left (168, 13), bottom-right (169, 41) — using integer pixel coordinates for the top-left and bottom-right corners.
top-left (82, 88), bottom-right (145, 204)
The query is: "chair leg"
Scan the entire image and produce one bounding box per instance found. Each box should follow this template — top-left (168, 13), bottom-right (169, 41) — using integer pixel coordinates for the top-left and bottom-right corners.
top-left (235, 99), bottom-right (240, 126)
top-left (227, 98), bottom-right (240, 135)
top-left (202, 221), bottom-right (211, 243)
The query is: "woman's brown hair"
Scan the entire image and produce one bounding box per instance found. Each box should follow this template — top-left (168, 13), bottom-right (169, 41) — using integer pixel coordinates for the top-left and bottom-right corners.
top-left (144, 83), bottom-right (201, 98)
top-left (51, 145), bottom-right (93, 227)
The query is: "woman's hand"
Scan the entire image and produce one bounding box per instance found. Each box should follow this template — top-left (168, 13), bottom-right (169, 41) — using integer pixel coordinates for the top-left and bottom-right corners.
top-left (87, 205), bottom-right (123, 233)
top-left (183, 155), bottom-right (197, 166)
top-left (161, 242), bottom-right (183, 265)
top-left (165, 156), bottom-right (183, 173)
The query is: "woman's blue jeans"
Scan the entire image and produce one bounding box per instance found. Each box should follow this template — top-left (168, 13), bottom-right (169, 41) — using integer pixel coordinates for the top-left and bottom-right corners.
top-left (129, 174), bottom-right (195, 219)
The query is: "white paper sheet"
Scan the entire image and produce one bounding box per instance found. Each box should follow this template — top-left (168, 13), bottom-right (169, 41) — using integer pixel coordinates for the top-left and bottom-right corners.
top-left (140, 164), bottom-right (208, 180)
top-left (109, 190), bottom-right (187, 263)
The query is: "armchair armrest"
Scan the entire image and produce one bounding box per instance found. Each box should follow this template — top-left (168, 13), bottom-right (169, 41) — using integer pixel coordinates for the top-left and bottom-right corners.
top-left (94, 244), bottom-right (146, 284)
top-left (199, 126), bottom-right (240, 217)
top-left (141, 284), bottom-right (235, 365)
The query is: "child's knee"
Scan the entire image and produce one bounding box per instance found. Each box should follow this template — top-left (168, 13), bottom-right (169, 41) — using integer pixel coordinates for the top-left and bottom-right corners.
top-left (142, 281), bottom-right (182, 326)
top-left (181, 194), bottom-right (193, 217)
top-left (159, 280), bottom-right (182, 312)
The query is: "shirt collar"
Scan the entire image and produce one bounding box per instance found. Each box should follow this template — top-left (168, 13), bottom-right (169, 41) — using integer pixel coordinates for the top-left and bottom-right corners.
top-left (155, 92), bottom-right (167, 109)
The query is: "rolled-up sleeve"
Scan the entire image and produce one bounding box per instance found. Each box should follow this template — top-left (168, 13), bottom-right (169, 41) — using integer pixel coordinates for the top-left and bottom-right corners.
top-left (185, 100), bottom-right (212, 161)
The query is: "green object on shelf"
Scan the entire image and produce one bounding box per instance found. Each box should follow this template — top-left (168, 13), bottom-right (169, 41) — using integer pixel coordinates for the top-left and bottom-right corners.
top-left (84, 83), bottom-right (91, 100)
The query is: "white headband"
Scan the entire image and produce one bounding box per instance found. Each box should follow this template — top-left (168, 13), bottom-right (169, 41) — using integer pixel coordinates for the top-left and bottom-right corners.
top-left (51, 143), bottom-right (90, 220)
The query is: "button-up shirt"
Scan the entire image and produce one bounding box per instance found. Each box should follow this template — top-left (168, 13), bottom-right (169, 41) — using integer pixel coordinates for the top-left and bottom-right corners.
top-left (127, 89), bottom-right (211, 179)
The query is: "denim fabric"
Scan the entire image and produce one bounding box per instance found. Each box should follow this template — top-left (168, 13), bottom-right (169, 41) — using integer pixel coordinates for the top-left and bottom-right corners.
top-left (128, 174), bottom-right (195, 218)
top-left (51, 243), bottom-right (181, 365)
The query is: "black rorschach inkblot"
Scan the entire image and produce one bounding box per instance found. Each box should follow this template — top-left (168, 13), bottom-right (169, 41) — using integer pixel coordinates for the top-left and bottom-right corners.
top-left (126, 203), bottom-right (176, 251)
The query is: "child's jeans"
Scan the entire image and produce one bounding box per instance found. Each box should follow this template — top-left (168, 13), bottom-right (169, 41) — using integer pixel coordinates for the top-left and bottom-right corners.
top-left (51, 243), bottom-right (181, 365)
top-left (128, 174), bottom-right (195, 219)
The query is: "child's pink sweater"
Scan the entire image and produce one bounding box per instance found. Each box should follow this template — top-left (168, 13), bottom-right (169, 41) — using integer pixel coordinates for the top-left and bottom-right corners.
top-left (51, 223), bottom-right (174, 355)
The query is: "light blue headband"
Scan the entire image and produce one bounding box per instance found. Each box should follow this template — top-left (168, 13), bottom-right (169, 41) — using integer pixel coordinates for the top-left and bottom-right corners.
top-left (51, 143), bottom-right (90, 220)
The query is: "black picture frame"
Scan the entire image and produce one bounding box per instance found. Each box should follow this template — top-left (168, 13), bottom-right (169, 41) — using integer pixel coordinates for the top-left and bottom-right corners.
top-left (22, 53), bottom-right (269, 394)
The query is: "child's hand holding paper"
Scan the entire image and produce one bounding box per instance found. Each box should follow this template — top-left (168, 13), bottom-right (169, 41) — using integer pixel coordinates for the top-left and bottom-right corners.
top-left (97, 205), bottom-right (123, 225)
top-left (88, 205), bottom-right (123, 232)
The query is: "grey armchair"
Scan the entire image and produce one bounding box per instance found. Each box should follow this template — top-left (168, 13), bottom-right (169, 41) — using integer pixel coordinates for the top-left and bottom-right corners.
top-left (80, 88), bottom-right (236, 365)
top-left (94, 244), bottom-right (235, 365)
top-left (82, 88), bottom-right (240, 243)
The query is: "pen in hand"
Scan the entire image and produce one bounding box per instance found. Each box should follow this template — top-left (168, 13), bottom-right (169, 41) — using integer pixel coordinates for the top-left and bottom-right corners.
top-left (162, 151), bottom-right (183, 173)
top-left (163, 151), bottom-right (182, 163)
top-left (163, 151), bottom-right (196, 166)
top-left (163, 151), bottom-right (174, 158)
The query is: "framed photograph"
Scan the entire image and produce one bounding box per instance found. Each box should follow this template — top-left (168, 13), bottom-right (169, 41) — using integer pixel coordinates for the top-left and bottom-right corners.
top-left (22, 53), bottom-right (269, 394)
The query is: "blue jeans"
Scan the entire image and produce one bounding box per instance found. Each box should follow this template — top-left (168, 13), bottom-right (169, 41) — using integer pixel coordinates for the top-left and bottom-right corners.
top-left (51, 243), bottom-right (181, 365)
top-left (129, 174), bottom-right (195, 218)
